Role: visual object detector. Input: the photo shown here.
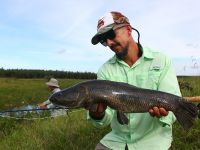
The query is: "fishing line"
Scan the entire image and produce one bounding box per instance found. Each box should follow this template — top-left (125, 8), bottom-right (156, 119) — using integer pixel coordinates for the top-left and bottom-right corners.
top-left (0, 107), bottom-right (67, 113)
top-left (0, 107), bottom-right (85, 120)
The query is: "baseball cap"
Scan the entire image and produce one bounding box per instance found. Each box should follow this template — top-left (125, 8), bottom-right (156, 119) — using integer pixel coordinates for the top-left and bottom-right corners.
top-left (91, 11), bottom-right (131, 45)
top-left (46, 78), bottom-right (59, 87)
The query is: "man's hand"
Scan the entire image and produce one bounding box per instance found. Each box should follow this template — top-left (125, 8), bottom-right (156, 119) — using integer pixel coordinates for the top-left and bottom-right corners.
top-left (149, 107), bottom-right (168, 118)
top-left (86, 103), bottom-right (107, 120)
top-left (38, 103), bottom-right (48, 109)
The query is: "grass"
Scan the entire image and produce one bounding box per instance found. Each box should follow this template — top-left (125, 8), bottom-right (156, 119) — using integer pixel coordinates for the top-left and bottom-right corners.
top-left (0, 77), bottom-right (200, 150)
top-left (0, 110), bottom-right (110, 150)
top-left (0, 78), bottom-right (83, 109)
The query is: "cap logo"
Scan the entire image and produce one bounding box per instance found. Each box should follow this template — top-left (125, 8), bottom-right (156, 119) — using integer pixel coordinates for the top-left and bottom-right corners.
top-left (97, 18), bottom-right (104, 30)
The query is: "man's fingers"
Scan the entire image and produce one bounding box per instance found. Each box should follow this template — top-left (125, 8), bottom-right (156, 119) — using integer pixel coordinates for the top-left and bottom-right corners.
top-left (149, 107), bottom-right (168, 118)
top-left (88, 103), bottom-right (107, 120)
top-left (149, 108), bottom-right (155, 117)
top-left (159, 107), bottom-right (168, 116)
top-left (97, 103), bottom-right (107, 112)
top-left (153, 107), bottom-right (161, 117)
top-left (88, 104), bottom-right (98, 112)
top-left (87, 103), bottom-right (107, 113)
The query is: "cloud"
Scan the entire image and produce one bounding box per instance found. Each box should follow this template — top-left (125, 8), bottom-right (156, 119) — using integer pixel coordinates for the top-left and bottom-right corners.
top-left (186, 43), bottom-right (199, 49)
top-left (56, 49), bottom-right (67, 55)
top-left (0, 0), bottom-right (200, 74)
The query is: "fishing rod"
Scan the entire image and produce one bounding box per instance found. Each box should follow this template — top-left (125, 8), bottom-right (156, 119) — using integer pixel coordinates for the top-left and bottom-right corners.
top-left (184, 96), bottom-right (200, 102)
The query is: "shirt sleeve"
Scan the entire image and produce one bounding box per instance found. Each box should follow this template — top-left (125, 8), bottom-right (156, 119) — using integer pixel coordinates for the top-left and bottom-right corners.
top-left (46, 103), bottom-right (55, 108)
top-left (157, 55), bottom-right (181, 126)
top-left (43, 99), bottom-right (55, 108)
top-left (43, 99), bottom-right (51, 105)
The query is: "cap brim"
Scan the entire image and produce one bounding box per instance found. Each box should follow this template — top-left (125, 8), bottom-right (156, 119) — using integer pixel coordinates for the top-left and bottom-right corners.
top-left (91, 23), bottom-right (130, 45)
top-left (46, 82), bottom-right (59, 87)
top-left (91, 24), bottom-right (114, 45)
top-left (91, 34), bottom-right (100, 45)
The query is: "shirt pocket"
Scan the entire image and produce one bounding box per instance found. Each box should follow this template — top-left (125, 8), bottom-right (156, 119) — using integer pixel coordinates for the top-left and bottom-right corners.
top-left (148, 69), bottom-right (161, 89)
top-left (136, 70), bottom-right (161, 89)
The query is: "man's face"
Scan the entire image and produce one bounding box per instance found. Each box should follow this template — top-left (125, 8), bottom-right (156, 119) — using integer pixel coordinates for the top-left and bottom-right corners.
top-left (48, 86), bottom-right (55, 92)
top-left (100, 26), bottom-right (130, 60)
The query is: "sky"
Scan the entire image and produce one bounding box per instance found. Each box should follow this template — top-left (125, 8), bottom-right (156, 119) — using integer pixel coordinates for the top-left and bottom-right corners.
top-left (0, 0), bottom-right (199, 75)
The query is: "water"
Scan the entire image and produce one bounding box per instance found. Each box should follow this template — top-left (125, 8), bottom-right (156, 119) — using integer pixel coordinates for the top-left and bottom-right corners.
top-left (0, 105), bottom-right (67, 118)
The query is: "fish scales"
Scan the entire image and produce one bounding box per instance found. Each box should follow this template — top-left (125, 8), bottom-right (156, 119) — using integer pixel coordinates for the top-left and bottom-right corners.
top-left (89, 82), bottom-right (174, 112)
top-left (49, 80), bottom-right (198, 130)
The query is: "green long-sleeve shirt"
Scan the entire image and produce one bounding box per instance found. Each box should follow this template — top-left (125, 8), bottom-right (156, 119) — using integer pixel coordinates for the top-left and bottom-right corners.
top-left (87, 46), bottom-right (181, 150)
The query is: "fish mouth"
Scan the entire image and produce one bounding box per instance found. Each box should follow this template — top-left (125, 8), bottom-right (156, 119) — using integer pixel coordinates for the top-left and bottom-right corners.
top-left (64, 101), bottom-right (79, 108)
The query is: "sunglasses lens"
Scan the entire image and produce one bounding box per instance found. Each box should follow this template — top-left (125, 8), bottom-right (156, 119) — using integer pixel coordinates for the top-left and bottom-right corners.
top-left (100, 41), bottom-right (107, 46)
top-left (99, 30), bottom-right (116, 46)
top-left (107, 30), bottom-right (116, 40)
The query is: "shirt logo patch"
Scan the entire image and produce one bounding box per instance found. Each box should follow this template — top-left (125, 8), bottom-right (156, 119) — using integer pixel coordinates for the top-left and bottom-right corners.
top-left (152, 65), bottom-right (161, 70)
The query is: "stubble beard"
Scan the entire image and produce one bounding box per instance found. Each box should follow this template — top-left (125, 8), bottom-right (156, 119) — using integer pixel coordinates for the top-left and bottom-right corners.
top-left (116, 47), bottom-right (128, 60)
top-left (110, 41), bottom-right (129, 60)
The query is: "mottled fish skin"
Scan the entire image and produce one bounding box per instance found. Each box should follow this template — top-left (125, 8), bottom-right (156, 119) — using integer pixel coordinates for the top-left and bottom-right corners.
top-left (49, 80), bottom-right (198, 130)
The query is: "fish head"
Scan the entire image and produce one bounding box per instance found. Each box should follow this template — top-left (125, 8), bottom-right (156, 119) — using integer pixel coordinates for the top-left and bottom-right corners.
top-left (49, 85), bottom-right (87, 108)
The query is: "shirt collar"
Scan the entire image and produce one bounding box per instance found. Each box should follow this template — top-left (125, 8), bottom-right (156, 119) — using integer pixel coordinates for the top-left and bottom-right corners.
top-left (108, 44), bottom-right (154, 64)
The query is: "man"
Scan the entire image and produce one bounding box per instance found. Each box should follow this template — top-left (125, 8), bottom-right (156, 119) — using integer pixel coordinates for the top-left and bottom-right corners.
top-left (87, 11), bottom-right (181, 150)
top-left (38, 78), bottom-right (66, 116)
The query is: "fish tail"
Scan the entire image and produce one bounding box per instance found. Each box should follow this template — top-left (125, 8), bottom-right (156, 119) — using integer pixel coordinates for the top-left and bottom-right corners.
top-left (175, 99), bottom-right (198, 130)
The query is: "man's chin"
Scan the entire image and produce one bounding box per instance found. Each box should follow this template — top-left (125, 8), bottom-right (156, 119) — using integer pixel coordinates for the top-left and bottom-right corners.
top-left (116, 53), bottom-right (126, 60)
top-left (116, 50), bottom-right (128, 60)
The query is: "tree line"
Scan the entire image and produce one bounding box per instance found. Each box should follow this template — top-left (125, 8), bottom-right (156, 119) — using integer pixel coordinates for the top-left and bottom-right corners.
top-left (0, 68), bottom-right (97, 79)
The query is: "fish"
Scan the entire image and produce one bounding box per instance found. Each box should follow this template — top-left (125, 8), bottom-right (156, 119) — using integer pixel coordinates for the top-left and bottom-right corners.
top-left (49, 80), bottom-right (198, 130)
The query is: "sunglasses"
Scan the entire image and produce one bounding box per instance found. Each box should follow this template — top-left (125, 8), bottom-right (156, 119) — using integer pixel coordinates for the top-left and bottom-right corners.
top-left (99, 29), bottom-right (116, 46)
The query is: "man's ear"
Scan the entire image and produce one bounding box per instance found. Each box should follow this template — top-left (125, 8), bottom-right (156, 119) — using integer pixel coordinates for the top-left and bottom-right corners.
top-left (126, 26), bottom-right (132, 35)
